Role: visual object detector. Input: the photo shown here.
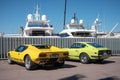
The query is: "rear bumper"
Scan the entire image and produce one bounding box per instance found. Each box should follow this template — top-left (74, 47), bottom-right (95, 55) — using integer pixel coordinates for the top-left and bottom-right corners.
top-left (34, 57), bottom-right (66, 65)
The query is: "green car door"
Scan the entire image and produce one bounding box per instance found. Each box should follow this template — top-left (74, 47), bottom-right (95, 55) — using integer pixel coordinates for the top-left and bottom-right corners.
top-left (67, 43), bottom-right (86, 60)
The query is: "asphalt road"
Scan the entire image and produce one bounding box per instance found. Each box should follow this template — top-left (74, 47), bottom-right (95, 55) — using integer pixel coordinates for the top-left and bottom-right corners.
top-left (0, 57), bottom-right (120, 80)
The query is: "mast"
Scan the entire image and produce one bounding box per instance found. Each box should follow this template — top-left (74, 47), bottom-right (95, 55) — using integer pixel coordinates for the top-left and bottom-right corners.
top-left (63, 0), bottom-right (67, 29)
top-left (34, 4), bottom-right (40, 20)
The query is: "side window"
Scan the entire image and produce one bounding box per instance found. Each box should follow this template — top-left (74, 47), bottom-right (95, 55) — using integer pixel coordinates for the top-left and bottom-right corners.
top-left (70, 43), bottom-right (77, 48)
top-left (81, 44), bottom-right (86, 48)
top-left (15, 46), bottom-right (28, 52)
top-left (70, 43), bottom-right (86, 48)
top-left (70, 43), bottom-right (80, 48)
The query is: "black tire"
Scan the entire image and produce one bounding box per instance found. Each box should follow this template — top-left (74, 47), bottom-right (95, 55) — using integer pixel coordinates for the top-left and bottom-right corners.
top-left (7, 55), bottom-right (14, 64)
top-left (24, 55), bottom-right (36, 70)
top-left (54, 61), bottom-right (65, 67)
top-left (79, 53), bottom-right (90, 64)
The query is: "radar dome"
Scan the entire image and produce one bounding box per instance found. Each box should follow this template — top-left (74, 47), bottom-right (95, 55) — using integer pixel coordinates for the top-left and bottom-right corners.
top-left (27, 14), bottom-right (33, 21)
top-left (70, 19), bottom-right (75, 24)
top-left (42, 15), bottom-right (47, 21)
top-left (79, 20), bottom-right (83, 25)
top-left (94, 18), bottom-right (99, 24)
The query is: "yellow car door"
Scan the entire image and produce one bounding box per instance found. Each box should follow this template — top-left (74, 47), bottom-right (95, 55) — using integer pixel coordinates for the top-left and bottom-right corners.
top-left (68, 48), bottom-right (79, 57)
top-left (10, 50), bottom-right (19, 62)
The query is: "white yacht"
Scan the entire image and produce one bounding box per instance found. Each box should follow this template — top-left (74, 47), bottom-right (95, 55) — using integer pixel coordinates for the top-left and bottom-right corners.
top-left (23, 5), bottom-right (54, 37)
top-left (59, 14), bottom-right (106, 37)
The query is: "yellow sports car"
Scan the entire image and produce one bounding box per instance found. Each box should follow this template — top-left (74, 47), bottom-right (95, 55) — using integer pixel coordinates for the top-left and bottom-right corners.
top-left (63, 42), bottom-right (111, 64)
top-left (7, 44), bottom-right (68, 70)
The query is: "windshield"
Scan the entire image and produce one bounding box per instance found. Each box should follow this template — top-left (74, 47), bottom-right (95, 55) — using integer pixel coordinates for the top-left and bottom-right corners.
top-left (88, 43), bottom-right (104, 48)
top-left (28, 22), bottom-right (48, 27)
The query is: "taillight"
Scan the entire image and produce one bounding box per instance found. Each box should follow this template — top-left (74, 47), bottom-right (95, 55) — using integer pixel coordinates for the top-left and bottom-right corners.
top-left (39, 53), bottom-right (47, 57)
top-left (63, 52), bottom-right (69, 56)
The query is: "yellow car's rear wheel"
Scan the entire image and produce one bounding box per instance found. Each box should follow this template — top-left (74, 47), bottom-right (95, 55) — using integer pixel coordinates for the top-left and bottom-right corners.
top-left (24, 55), bottom-right (36, 70)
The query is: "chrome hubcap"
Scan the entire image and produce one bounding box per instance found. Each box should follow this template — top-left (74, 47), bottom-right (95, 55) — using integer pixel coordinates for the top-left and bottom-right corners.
top-left (25, 57), bottom-right (30, 68)
top-left (81, 56), bottom-right (87, 62)
top-left (8, 56), bottom-right (11, 63)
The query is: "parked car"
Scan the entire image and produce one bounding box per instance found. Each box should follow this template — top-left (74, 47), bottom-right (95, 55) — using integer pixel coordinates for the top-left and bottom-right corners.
top-left (7, 44), bottom-right (68, 70)
top-left (63, 42), bottom-right (111, 64)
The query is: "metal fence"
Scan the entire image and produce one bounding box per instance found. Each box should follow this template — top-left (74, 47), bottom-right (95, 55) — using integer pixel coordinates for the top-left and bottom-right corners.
top-left (0, 36), bottom-right (120, 59)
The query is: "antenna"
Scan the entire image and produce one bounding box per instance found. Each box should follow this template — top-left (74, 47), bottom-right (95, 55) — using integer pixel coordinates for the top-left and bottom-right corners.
top-left (34, 4), bottom-right (40, 20)
top-left (72, 12), bottom-right (79, 24)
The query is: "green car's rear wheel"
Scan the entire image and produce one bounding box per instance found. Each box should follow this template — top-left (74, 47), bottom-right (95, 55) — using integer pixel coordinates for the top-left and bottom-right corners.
top-left (79, 53), bottom-right (90, 64)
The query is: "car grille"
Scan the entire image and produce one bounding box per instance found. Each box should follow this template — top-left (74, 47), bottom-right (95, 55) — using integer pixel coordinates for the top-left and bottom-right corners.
top-left (98, 50), bottom-right (111, 56)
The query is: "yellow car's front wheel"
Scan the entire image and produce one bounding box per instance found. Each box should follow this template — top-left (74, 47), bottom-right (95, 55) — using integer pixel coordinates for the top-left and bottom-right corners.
top-left (7, 54), bottom-right (14, 64)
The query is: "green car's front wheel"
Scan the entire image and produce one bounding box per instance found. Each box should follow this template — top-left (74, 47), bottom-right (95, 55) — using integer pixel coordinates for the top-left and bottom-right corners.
top-left (79, 53), bottom-right (90, 64)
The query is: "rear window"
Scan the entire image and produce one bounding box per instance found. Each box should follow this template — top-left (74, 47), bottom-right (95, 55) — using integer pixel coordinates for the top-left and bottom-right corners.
top-left (88, 43), bottom-right (104, 48)
top-left (33, 45), bottom-right (49, 49)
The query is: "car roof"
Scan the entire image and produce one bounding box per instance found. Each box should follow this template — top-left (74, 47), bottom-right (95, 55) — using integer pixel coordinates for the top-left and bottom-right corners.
top-left (23, 44), bottom-right (50, 49)
top-left (74, 42), bottom-right (95, 44)
top-left (23, 44), bottom-right (48, 46)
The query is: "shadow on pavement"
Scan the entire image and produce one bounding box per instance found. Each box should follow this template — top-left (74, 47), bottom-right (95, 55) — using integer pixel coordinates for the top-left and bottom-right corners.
top-left (34, 63), bottom-right (77, 71)
top-left (67, 59), bottom-right (115, 65)
top-left (59, 74), bottom-right (86, 80)
top-left (92, 60), bottom-right (115, 64)
top-left (99, 76), bottom-right (120, 80)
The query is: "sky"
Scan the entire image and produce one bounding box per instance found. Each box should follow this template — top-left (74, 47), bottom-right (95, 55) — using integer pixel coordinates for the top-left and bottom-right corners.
top-left (0, 0), bottom-right (120, 34)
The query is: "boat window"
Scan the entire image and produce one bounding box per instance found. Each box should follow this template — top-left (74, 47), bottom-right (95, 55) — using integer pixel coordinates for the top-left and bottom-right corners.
top-left (59, 33), bottom-right (70, 37)
top-left (69, 26), bottom-right (82, 29)
top-left (70, 43), bottom-right (86, 48)
top-left (31, 31), bottom-right (51, 36)
top-left (71, 32), bottom-right (92, 37)
top-left (28, 22), bottom-right (48, 27)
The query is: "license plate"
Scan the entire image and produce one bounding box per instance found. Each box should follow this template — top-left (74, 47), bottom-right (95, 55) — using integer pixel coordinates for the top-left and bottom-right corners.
top-left (51, 54), bottom-right (59, 58)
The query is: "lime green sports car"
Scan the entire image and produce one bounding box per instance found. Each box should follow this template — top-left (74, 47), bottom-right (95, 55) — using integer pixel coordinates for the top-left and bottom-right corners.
top-left (63, 42), bottom-right (111, 64)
